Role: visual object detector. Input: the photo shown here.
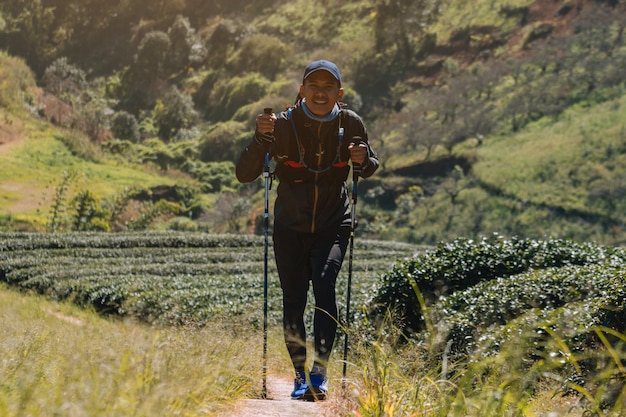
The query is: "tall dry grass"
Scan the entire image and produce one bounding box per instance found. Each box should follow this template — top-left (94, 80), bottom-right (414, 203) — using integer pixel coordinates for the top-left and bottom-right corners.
top-left (0, 284), bottom-right (266, 416)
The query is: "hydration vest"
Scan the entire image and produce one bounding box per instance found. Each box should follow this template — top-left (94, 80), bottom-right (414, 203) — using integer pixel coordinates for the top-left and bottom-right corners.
top-left (274, 106), bottom-right (351, 184)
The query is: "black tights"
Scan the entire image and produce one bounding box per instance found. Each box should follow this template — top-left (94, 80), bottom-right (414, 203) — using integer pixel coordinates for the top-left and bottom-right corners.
top-left (273, 223), bottom-right (350, 373)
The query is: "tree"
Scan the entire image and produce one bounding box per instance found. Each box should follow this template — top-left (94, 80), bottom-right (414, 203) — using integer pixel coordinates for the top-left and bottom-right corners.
top-left (166, 15), bottom-right (204, 75)
top-left (135, 31), bottom-right (171, 78)
top-left (204, 18), bottom-right (238, 69)
top-left (118, 30), bottom-right (172, 113)
top-left (373, 0), bottom-right (441, 63)
top-left (153, 86), bottom-right (198, 141)
top-left (226, 34), bottom-right (288, 80)
top-left (42, 57), bottom-right (86, 103)
top-left (111, 111), bottom-right (140, 142)
top-left (41, 57), bottom-right (87, 126)
top-left (0, 0), bottom-right (56, 75)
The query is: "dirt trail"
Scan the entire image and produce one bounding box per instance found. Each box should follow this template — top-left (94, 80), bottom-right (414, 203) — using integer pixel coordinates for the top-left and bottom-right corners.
top-left (219, 375), bottom-right (334, 417)
top-left (0, 110), bottom-right (25, 155)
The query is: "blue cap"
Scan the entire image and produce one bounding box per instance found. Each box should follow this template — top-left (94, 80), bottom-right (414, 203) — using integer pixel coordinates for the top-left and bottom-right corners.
top-left (303, 60), bottom-right (342, 85)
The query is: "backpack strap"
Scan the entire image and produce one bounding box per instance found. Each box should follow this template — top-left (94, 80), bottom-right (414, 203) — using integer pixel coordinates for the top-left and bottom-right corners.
top-left (287, 107), bottom-right (345, 173)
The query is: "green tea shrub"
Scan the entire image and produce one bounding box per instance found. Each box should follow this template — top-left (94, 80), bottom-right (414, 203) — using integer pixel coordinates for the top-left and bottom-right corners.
top-left (368, 234), bottom-right (626, 336)
top-left (0, 232), bottom-right (419, 326)
top-left (434, 263), bottom-right (626, 355)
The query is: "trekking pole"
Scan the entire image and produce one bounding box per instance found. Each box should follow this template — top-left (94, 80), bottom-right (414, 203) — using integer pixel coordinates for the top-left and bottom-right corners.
top-left (261, 107), bottom-right (272, 399)
top-left (343, 136), bottom-right (362, 380)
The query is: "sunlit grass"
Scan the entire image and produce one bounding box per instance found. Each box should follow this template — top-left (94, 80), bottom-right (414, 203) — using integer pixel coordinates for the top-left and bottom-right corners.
top-left (336, 317), bottom-right (626, 417)
top-left (0, 284), bottom-right (278, 416)
top-left (0, 124), bottom-right (180, 225)
top-left (3, 282), bottom-right (625, 417)
top-left (431, 0), bottom-right (536, 42)
top-left (474, 95), bottom-right (626, 213)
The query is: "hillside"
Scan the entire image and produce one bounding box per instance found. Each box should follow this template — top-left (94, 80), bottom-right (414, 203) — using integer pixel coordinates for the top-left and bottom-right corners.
top-left (1, 0), bottom-right (625, 245)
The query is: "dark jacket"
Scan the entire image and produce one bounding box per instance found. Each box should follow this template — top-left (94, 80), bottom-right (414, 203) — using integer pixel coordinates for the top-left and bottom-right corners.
top-left (236, 102), bottom-right (379, 233)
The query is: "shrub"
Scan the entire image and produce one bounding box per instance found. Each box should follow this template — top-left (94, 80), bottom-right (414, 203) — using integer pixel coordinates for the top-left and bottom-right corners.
top-left (368, 234), bottom-right (626, 336)
top-left (0, 51), bottom-right (37, 111)
top-left (111, 111), bottom-right (140, 142)
top-left (153, 86), bottom-right (198, 141)
top-left (225, 34), bottom-right (288, 80)
top-left (206, 73), bottom-right (269, 121)
top-left (196, 120), bottom-right (250, 163)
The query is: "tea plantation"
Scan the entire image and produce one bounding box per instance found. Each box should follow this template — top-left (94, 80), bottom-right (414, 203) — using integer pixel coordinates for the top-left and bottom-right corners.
top-left (0, 232), bottom-right (421, 328)
top-left (367, 235), bottom-right (626, 388)
top-left (2, 232), bottom-right (625, 362)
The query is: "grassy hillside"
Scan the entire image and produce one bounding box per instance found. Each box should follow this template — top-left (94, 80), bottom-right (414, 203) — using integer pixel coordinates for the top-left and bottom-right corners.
top-left (0, 123), bottom-right (181, 227)
top-left (388, 96), bottom-right (626, 245)
top-left (473, 98), bottom-right (626, 243)
top-left (1, 0), bottom-right (626, 246)
top-left (0, 51), bottom-right (203, 231)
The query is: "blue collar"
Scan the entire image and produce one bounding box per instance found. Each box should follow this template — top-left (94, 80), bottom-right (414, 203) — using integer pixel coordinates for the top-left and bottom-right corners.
top-left (301, 99), bottom-right (340, 122)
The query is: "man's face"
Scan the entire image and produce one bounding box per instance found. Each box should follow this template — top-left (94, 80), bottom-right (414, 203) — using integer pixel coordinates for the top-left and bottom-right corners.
top-left (300, 71), bottom-right (344, 116)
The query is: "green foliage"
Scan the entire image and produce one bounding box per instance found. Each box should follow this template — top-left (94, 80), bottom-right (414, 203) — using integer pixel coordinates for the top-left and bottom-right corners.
top-left (70, 190), bottom-right (110, 232)
top-left (43, 168), bottom-right (202, 233)
top-left (0, 0), bottom-right (56, 74)
top-left (206, 73), bottom-right (270, 122)
top-left (166, 14), bottom-right (204, 74)
top-left (226, 34), bottom-right (289, 80)
top-left (3, 0), bottom-right (626, 247)
top-left (135, 31), bottom-right (171, 78)
top-left (369, 234), bottom-right (626, 337)
top-left (187, 161), bottom-right (238, 193)
top-left (110, 111), bottom-right (140, 142)
top-left (153, 86), bottom-right (198, 141)
top-left (126, 200), bottom-right (181, 231)
top-left (203, 18), bottom-right (238, 69)
top-left (0, 232), bottom-right (418, 327)
top-left (136, 138), bottom-right (174, 170)
top-left (364, 235), bottom-right (626, 413)
top-left (0, 51), bottom-right (37, 111)
top-left (436, 264), bottom-right (626, 356)
top-left (42, 57), bottom-right (87, 103)
top-left (197, 120), bottom-right (251, 163)
top-left (46, 170), bottom-right (78, 233)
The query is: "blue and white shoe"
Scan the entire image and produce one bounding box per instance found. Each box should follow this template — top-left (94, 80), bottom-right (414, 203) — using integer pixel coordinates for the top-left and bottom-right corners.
top-left (302, 371), bottom-right (328, 401)
top-left (291, 371), bottom-right (308, 399)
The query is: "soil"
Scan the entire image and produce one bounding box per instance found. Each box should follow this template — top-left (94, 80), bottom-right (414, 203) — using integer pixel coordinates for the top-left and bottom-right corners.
top-left (218, 375), bottom-right (337, 417)
top-left (0, 110), bottom-right (24, 155)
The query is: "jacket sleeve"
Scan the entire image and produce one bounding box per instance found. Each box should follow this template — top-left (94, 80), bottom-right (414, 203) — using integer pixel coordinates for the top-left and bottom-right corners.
top-left (235, 135), bottom-right (271, 183)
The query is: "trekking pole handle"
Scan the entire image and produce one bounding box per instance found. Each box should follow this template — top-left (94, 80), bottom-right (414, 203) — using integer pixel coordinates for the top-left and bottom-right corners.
top-left (350, 136), bottom-right (363, 181)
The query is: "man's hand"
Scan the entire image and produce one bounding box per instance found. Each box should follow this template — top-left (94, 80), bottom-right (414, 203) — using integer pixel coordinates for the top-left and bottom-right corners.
top-left (348, 142), bottom-right (367, 166)
top-left (255, 112), bottom-right (276, 143)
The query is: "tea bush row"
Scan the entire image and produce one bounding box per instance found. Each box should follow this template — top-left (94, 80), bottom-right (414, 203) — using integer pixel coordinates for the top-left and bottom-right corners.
top-left (368, 234), bottom-right (626, 337)
top-left (0, 232), bottom-right (264, 251)
top-left (432, 263), bottom-right (626, 356)
top-left (0, 232), bottom-right (420, 327)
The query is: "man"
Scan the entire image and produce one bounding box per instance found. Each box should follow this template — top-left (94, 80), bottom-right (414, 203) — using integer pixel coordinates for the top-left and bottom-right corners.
top-left (236, 59), bottom-right (379, 401)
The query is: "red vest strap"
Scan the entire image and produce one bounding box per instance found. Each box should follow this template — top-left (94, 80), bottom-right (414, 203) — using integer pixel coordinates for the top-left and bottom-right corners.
top-left (284, 160), bottom-right (305, 168)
